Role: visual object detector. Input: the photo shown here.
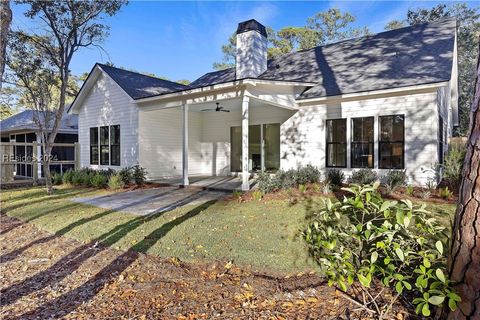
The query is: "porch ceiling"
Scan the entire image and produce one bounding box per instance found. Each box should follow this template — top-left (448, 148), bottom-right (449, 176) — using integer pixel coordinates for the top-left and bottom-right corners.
top-left (186, 97), bottom-right (272, 112)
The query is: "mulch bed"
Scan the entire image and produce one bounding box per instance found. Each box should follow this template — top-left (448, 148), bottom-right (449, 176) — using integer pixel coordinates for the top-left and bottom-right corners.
top-left (0, 214), bottom-right (381, 320)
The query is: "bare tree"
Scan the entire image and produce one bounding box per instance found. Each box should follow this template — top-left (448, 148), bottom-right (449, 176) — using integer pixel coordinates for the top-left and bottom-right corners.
top-left (0, 0), bottom-right (12, 89)
top-left (447, 42), bottom-right (480, 320)
top-left (7, 0), bottom-right (126, 194)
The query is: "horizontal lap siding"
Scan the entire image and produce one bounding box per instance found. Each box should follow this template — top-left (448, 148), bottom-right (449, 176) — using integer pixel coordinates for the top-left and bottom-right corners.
top-left (78, 73), bottom-right (138, 169)
top-left (282, 91), bottom-right (440, 185)
top-left (139, 108), bottom-right (203, 179)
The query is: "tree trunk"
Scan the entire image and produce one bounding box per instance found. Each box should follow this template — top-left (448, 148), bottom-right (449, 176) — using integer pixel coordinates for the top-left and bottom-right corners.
top-left (447, 43), bottom-right (480, 320)
top-left (0, 0), bottom-right (12, 89)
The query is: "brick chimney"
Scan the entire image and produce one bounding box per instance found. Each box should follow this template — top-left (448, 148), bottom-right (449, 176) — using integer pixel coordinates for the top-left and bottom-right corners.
top-left (235, 19), bottom-right (268, 79)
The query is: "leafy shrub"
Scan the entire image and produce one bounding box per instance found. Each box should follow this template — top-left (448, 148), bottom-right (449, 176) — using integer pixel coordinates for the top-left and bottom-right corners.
top-left (350, 169), bottom-right (378, 185)
top-left (295, 165), bottom-right (321, 185)
top-left (132, 165), bottom-right (147, 185)
top-left (62, 169), bottom-right (74, 184)
top-left (91, 173), bottom-right (108, 188)
top-left (326, 169), bottom-right (344, 186)
top-left (256, 172), bottom-right (279, 194)
top-left (298, 184), bottom-right (307, 193)
top-left (108, 173), bottom-right (125, 190)
top-left (52, 172), bottom-right (63, 185)
top-left (439, 187), bottom-right (453, 200)
top-left (382, 170), bottom-right (407, 194)
top-left (406, 185), bottom-right (414, 196)
top-left (442, 143), bottom-right (466, 191)
top-left (118, 167), bottom-right (133, 185)
top-left (303, 183), bottom-right (459, 318)
top-left (98, 169), bottom-right (115, 178)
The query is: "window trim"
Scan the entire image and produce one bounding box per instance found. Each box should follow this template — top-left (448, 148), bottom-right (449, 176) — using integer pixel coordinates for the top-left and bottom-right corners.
top-left (351, 116), bottom-right (374, 169)
top-left (326, 118), bottom-right (347, 168)
top-left (90, 127), bottom-right (99, 165)
top-left (89, 125), bottom-right (120, 166)
top-left (110, 125), bottom-right (121, 166)
top-left (378, 114), bottom-right (405, 170)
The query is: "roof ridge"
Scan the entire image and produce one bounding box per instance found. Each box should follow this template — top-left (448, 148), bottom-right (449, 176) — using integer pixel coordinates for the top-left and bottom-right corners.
top-left (97, 63), bottom-right (189, 87)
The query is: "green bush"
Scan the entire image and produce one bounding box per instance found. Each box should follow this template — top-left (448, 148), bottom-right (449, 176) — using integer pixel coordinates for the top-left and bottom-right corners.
top-left (382, 170), bottom-right (407, 194)
top-left (52, 172), bottom-right (63, 185)
top-left (132, 165), bottom-right (147, 185)
top-left (326, 169), bottom-right (344, 186)
top-left (91, 173), bottom-right (108, 188)
top-left (108, 173), bottom-right (125, 190)
top-left (442, 143), bottom-right (466, 191)
top-left (295, 165), bottom-right (321, 185)
top-left (439, 186), bottom-right (453, 200)
top-left (303, 183), bottom-right (459, 318)
top-left (406, 185), bottom-right (414, 196)
top-left (350, 169), bottom-right (378, 185)
top-left (256, 165), bottom-right (321, 194)
top-left (118, 167), bottom-right (133, 185)
top-left (62, 169), bottom-right (74, 184)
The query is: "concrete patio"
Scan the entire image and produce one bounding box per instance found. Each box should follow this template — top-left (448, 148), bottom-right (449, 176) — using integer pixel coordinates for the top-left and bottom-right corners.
top-left (150, 175), bottom-right (256, 192)
top-left (72, 186), bottom-right (227, 216)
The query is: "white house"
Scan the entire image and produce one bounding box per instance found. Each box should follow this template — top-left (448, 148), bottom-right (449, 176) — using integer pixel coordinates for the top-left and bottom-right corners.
top-left (68, 18), bottom-right (458, 190)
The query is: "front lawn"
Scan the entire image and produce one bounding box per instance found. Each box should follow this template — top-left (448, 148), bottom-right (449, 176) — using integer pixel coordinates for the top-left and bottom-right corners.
top-left (1, 185), bottom-right (457, 274)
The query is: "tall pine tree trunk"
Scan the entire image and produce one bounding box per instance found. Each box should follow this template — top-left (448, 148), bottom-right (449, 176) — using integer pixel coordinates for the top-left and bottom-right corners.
top-left (447, 43), bottom-right (480, 320)
top-left (0, 0), bottom-right (12, 89)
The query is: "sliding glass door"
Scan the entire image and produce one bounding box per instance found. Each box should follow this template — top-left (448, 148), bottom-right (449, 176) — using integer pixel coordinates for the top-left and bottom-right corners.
top-left (230, 123), bottom-right (280, 172)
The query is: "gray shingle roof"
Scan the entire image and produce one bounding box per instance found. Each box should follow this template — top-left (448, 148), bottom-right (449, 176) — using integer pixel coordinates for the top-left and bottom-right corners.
top-left (188, 18), bottom-right (456, 100)
top-left (0, 110), bottom-right (78, 134)
top-left (259, 18), bottom-right (456, 99)
top-left (189, 68), bottom-right (236, 88)
top-left (98, 64), bottom-right (189, 99)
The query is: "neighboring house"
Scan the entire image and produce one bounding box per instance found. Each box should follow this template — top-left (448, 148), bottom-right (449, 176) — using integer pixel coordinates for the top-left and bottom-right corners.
top-left (69, 18), bottom-right (458, 190)
top-left (0, 110), bottom-right (78, 178)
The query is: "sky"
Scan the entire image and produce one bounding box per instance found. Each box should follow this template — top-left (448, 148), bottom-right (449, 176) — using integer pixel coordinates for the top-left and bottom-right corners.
top-left (10, 1), bottom-right (479, 82)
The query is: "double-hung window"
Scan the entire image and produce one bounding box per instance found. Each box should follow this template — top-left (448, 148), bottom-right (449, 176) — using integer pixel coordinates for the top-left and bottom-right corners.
top-left (379, 115), bottom-right (404, 169)
top-left (351, 117), bottom-right (374, 168)
top-left (326, 119), bottom-right (347, 167)
top-left (90, 128), bottom-right (99, 165)
top-left (90, 125), bottom-right (120, 166)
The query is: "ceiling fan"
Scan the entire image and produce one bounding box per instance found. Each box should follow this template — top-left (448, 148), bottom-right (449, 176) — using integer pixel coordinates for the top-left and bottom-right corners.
top-left (201, 102), bottom-right (230, 113)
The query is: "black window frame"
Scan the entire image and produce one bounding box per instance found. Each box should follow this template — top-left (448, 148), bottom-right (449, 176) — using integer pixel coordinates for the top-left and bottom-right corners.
top-left (438, 116), bottom-right (444, 164)
top-left (326, 118), bottom-right (347, 168)
top-left (99, 126), bottom-right (110, 165)
top-left (351, 116), bottom-right (374, 168)
top-left (90, 127), bottom-right (99, 165)
top-left (379, 114), bottom-right (405, 169)
top-left (110, 125), bottom-right (120, 166)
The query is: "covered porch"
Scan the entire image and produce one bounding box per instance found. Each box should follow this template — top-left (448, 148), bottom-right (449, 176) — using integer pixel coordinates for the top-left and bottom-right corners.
top-left (136, 82), bottom-right (301, 190)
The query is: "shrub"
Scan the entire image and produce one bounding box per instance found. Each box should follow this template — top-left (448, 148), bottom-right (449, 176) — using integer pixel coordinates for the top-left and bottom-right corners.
top-left (62, 169), bottom-right (74, 184)
top-left (303, 183), bottom-right (459, 318)
top-left (91, 173), bottom-right (108, 188)
top-left (108, 173), bottom-right (125, 190)
top-left (442, 143), bottom-right (466, 191)
top-left (405, 185), bottom-right (414, 196)
top-left (326, 169), bottom-right (344, 186)
top-left (251, 189), bottom-right (263, 201)
top-left (382, 170), bottom-right (407, 194)
top-left (52, 172), bottom-right (63, 185)
top-left (132, 165), bottom-right (147, 185)
top-left (118, 167), bottom-right (133, 185)
top-left (439, 186), bottom-right (453, 200)
top-left (295, 165), bottom-right (321, 185)
top-left (350, 169), bottom-right (378, 185)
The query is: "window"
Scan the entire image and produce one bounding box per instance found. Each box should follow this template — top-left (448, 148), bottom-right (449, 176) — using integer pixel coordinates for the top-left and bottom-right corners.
top-left (438, 116), bottom-right (444, 164)
top-left (379, 115), bottom-right (404, 169)
top-left (100, 126), bottom-right (109, 165)
top-left (90, 127), bottom-right (99, 165)
top-left (326, 119), bottom-right (347, 167)
top-left (110, 125), bottom-right (120, 166)
top-left (351, 117), bottom-right (374, 168)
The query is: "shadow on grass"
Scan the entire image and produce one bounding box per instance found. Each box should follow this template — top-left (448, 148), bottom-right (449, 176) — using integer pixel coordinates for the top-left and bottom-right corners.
top-left (0, 196), bottom-right (217, 313)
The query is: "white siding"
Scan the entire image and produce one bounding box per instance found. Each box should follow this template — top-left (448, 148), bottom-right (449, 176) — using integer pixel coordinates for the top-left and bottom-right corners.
top-left (77, 73), bottom-right (139, 169)
top-left (287, 90), bottom-right (440, 185)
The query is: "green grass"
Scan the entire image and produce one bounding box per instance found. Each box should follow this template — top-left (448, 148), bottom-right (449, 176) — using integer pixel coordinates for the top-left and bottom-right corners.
top-left (1, 186), bottom-right (457, 274)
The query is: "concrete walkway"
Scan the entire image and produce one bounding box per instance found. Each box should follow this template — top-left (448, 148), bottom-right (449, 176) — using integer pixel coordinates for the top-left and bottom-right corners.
top-left (72, 186), bottom-right (227, 216)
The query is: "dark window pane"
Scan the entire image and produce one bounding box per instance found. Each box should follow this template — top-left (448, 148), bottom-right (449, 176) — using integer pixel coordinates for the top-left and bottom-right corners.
top-left (26, 164), bottom-right (32, 177)
top-left (379, 115), bottom-right (404, 169)
top-left (26, 133), bottom-right (36, 142)
top-left (90, 146), bottom-right (99, 165)
top-left (327, 119), bottom-right (346, 143)
top-left (100, 126), bottom-right (109, 145)
top-left (90, 128), bottom-right (98, 145)
top-left (110, 145), bottom-right (120, 166)
top-left (100, 146), bottom-right (109, 165)
top-left (327, 144), bottom-right (346, 167)
top-left (16, 134), bottom-right (25, 142)
top-left (351, 117), bottom-right (374, 168)
top-left (352, 143), bottom-right (374, 168)
top-left (380, 142), bottom-right (404, 169)
top-left (111, 125), bottom-right (120, 145)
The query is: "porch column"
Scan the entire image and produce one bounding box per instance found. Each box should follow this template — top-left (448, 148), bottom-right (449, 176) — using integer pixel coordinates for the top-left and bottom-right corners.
top-left (241, 96), bottom-right (250, 191)
top-left (182, 103), bottom-right (189, 186)
top-left (35, 132), bottom-right (42, 178)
